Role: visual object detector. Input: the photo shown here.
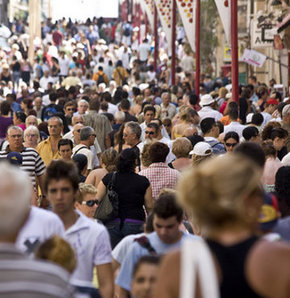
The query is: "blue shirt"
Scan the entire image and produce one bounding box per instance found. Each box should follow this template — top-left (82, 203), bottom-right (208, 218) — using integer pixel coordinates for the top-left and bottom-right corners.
top-left (116, 231), bottom-right (198, 291)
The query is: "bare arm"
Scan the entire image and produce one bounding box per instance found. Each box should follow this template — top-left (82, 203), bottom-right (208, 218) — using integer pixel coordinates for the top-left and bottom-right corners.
top-left (96, 263), bottom-right (114, 298)
top-left (144, 185), bottom-right (153, 213)
top-left (85, 170), bottom-right (96, 186)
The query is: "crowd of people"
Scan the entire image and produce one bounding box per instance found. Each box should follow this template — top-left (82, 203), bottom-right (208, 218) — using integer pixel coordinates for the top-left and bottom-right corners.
top-left (0, 16), bottom-right (290, 298)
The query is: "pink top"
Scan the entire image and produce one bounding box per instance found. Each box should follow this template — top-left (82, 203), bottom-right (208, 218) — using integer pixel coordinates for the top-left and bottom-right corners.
top-left (263, 157), bottom-right (282, 185)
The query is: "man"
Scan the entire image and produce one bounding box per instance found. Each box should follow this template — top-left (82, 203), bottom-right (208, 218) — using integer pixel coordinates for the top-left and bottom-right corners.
top-left (140, 105), bottom-right (156, 141)
top-left (63, 101), bottom-right (75, 129)
top-left (139, 142), bottom-right (179, 200)
top-left (198, 94), bottom-right (223, 121)
top-left (261, 99), bottom-right (278, 127)
top-left (160, 92), bottom-right (177, 120)
top-left (0, 162), bottom-right (74, 297)
top-left (45, 160), bottom-right (113, 297)
top-left (0, 126), bottom-right (46, 193)
top-left (58, 139), bottom-right (73, 161)
top-left (37, 116), bottom-right (63, 166)
top-left (101, 91), bottom-right (118, 115)
top-left (74, 99), bottom-right (89, 117)
top-left (281, 104), bottom-right (290, 152)
top-left (138, 38), bottom-right (151, 64)
top-left (180, 50), bottom-right (195, 74)
top-left (25, 115), bottom-right (38, 127)
top-left (123, 121), bottom-right (142, 148)
top-left (83, 98), bottom-right (112, 151)
top-left (223, 103), bottom-right (246, 138)
top-left (200, 118), bottom-right (226, 155)
top-left (75, 183), bottom-right (98, 219)
top-left (242, 126), bottom-right (261, 143)
top-left (119, 99), bottom-right (138, 122)
top-left (92, 66), bottom-right (109, 86)
top-left (72, 126), bottom-right (96, 171)
top-left (39, 70), bottom-right (54, 91)
top-left (33, 95), bottom-right (44, 119)
top-left (41, 92), bottom-right (64, 121)
top-left (116, 193), bottom-right (195, 297)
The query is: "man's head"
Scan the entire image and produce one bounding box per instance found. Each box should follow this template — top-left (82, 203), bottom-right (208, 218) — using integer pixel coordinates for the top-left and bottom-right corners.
top-left (77, 99), bottom-right (89, 115)
top-left (25, 115), bottom-right (38, 127)
top-left (34, 96), bottom-right (43, 109)
top-left (71, 115), bottom-right (84, 126)
top-left (72, 123), bottom-right (84, 144)
top-left (44, 160), bottom-right (79, 215)
top-left (149, 142), bottom-right (169, 163)
top-left (282, 104), bottom-right (290, 125)
top-left (120, 99), bottom-right (131, 112)
top-left (58, 139), bottom-right (73, 161)
top-left (64, 101), bottom-right (75, 117)
top-left (123, 121), bottom-right (142, 147)
top-left (80, 126), bottom-right (96, 146)
top-left (145, 122), bottom-right (159, 140)
top-left (114, 111), bottom-right (125, 124)
top-left (153, 193), bottom-right (183, 244)
top-left (144, 105), bottom-right (156, 124)
top-left (48, 116), bottom-right (63, 138)
top-left (200, 117), bottom-right (219, 138)
top-left (242, 126), bottom-right (261, 143)
top-left (75, 183), bottom-right (98, 218)
top-left (265, 99), bottom-right (278, 115)
top-left (6, 126), bottom-right (23, 151)
top-left (0, 163), bottom-right (31, 242)
top-left (49, 92), bottom-right (58, 103)
top-left (161, 92), bottom-right (170, 107)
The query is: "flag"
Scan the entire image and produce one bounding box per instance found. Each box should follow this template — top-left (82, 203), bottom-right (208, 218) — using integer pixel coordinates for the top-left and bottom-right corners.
top-left (242, 48), bottom-right (267, 68)
top-left (140, 0), bottom-right (155, 30)
top-left (155, 0), bottom-right (172, 48)
top-left (214, 0), bottom-right (231, 43)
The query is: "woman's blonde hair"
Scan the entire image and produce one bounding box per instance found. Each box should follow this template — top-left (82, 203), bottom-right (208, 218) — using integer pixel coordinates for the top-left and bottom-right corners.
top-left (178, 154), bottom-right (262, 230)
top-left (24, 125), bottom-right (40, 143)
top-left (76, 183), bottom-right (97, 203)
top-left (219, 87), bottom-right (228, 98)
top-left (172, 137), bottom-right (192, 158)
top-left (192, 153), bottom-right (212, 166)
top-left (35, 235), bottom-right (76, 273)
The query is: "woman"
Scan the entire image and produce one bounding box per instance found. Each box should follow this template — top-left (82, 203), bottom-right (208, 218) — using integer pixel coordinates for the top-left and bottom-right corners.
top-left (96, 148), bottom-right (153, 249)
top-left (224, 131), bottom-right (239, 153)
top-left (131, 256), bottom-right (160, 298)
top-left (0, 63), bottom-right (12, 84)
top-left (169, 138), bottom-right (192, 171)
top-left (154, 154), bottom-right (290, 298)
top-left (23, 125), bottom-right (40, 149)
top-left (85, 148), bottom-right (118, 188)
top-left (13, 111), bottom-right (26, 131)
top-left (0, 101), bottom-right (13, 143)
top-left (130, 95), bottom-right (144, 117)
top-left (191, 141), bottom-right (213, 167)
top-left (21, 55), bottom-right (32, 85)
top-left (20, 98), bottom-right (33, 116)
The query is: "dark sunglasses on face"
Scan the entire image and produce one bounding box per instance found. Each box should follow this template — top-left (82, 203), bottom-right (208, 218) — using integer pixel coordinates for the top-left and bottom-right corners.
top-left (82, 200), bottom-right (98, 207)
top-left (225, 142), bottom-right (238, 147)
top-left (145, 131), bottom-right (154, 135)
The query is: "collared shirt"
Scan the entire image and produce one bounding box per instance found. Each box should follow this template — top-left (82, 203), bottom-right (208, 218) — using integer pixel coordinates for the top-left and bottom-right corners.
top-left (224, 121), bottom-right (247, 138)
top-left (198, 106), bottom-right (223, 122)
top-left (139, 162), bottom-right (180, 200)
top-left (36, 137), bottom-right (61, 166)
top-left (0, 146), bottom-right (45, 187)
top-left (65, 210), bottom-right (112, 283)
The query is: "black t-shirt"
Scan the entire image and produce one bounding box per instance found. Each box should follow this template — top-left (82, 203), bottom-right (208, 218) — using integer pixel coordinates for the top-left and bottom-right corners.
top-left (102, 172), bottom-right (150, 221)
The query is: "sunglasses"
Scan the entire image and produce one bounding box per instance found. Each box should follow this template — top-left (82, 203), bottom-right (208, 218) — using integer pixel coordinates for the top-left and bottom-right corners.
top-left (82, 200), bottom-right (98, 207)
top-left (145, 131), bottom-right (154, 135)
top-left (225, 143), bottom-right (237, 147)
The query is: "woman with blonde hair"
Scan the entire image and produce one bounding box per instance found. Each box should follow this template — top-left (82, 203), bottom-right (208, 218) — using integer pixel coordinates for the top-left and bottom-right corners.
top-left (85, 148), bottom-right (118, 188)
top-left (130, 94), bottom-right (144, 117)
top-left (191, 141), bottom-right (213, 166)
top-left (23, 125), bottom-right (40, 149)
top-left (168, 137), bottom-right (192, 171)
top-left (154, 154), bottom-right (290, 298)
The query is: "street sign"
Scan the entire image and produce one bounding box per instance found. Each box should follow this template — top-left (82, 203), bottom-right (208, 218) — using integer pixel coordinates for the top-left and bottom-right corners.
top-left (251, 20), bottom-right (273, 48)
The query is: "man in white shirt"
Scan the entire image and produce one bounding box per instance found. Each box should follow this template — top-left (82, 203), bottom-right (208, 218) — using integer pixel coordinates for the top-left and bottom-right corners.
top-left (58, 51), bottom-right (70, 79)
top-left (198, 94), bottom-right (223, 122)
top-left (45, 159), bottom-right (113, 298)
top-left (138, 38), bottom-right (151, 63)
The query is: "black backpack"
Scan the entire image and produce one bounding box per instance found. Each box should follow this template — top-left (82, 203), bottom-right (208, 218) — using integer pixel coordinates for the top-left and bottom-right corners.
top-left (97, 73), bottom-right (105, 85)
top-left (123, 26), bottom-right (130, 37)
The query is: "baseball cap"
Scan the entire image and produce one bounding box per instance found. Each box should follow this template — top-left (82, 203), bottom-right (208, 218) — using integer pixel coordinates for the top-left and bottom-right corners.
top-left (190, 142), bottom-right (213, 156)
top-left (7, 152), bottom-right (23, 165)
top-left (282, 104), bottom-right (290, 118)
top-left (199, 94), bottom-right (215, 107)
top-left (267, 99), bottom-right (279, 105)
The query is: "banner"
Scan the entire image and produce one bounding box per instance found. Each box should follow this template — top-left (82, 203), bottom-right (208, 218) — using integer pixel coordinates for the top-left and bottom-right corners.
top-left (242, 48), bottom-right (267, 68)
top-left (155, 0), bottom-right (172, 49)
top-left (214, 0), bottom-right (231, 43)
top-left (140, 0), bottom-right (155, 30)
top-left (176, 0), bottom-right (196, 52)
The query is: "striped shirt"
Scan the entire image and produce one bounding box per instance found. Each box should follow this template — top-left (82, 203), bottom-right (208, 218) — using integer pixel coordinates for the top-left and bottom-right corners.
top-left (0, 146), bottom-right (46, 187)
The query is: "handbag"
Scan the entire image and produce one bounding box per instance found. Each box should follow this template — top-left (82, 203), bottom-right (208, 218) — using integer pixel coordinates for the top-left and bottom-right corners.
top-left (94, 172), bottom-right (119, 223)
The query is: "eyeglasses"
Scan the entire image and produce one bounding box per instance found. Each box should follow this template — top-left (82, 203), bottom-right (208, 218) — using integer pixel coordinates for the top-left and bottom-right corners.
top-left (82, 200), bottom-right (98, 207)
top-left (10, 134), bottom-right (22, 138)
top-left (145, 131), bottom-right (154, 135)
top-left (26, 134), bottom-right (37, 137)
top-left (225, 143), bottom-right (238, 147)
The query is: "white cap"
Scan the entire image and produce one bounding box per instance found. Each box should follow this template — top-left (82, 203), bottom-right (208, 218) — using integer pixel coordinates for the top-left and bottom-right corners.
top-left (190, 142), bottom-right (213, 156)
top-left (225, 92), bottom-right (232, 99)
top-left (246, 113), bottom-right (254, 124)
top-left (199, 94), bottom-right (215, 107)
top-left (282, 104), bottom-right (290, 118)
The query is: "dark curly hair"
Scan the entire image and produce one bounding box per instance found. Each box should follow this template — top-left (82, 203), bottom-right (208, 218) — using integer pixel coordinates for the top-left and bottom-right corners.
top-left (116, 148), bottom-right (138, 173)
top-left (275, 166), bottom-right (290, 217)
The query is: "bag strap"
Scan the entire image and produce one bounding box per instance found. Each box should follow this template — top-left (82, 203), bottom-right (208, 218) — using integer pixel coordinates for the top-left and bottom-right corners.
top-left (108, 171), bottom-right (117, 190)
top-left (134, 236), bottom-right (157, 255)
top-left (73, 145), bottom-right (87, 156)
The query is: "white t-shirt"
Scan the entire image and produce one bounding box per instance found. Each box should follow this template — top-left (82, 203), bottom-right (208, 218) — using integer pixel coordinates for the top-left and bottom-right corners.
top-left (59, 57), bottom-right (70, 76)
top-left (198, 106), bottom-right (223, 122)
top-left (65, 210), bottom-right (112, 283)
top-left (16, 206), bottom-right (65, 254)
top-left (72, 144), bottom-right (94, 170)
top-left (138, 42), bottom-right (151, 61)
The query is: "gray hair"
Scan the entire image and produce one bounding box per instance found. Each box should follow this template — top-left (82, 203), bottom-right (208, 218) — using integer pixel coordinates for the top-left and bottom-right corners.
top-left (48, 116), bottom-right (63, 126)
top-left (24, 125), bottom-right (40, 143)
top-left (161, 92), bottom-right (170, 100)
top-left (80, 126), bottom-right (94, 141)
top-left (114, 111), bottom-right (125, 122)
top-left (25, 115), bottom-right (38, 127)
top-left (125, 121), bottom-right (142, 139)
top-left (7, 126), bottom-right (23, 136)
top-left (78, 99), bottom-right (89, 107)
top-left (0, 163), bottom-right (31, 239)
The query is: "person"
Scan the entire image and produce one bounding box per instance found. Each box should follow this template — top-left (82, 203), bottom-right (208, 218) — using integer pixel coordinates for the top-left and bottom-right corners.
top-left (0, 162), bottom-right (74, 297)
top-left (13, 111), bottom-right (26, 131)
top-left (23, 125), bottom-right (40, 149)
top-left (130, 256), bottom-right (161, 298)
top-left (96, 148), bottom-right (153, 248)
top-left (160, 92), bottom-right (177, 121)
top-left (0, 100), bottom-right (13, 143)
top-left (223, 103), bottom-right (246, 138)
top-left (85, 148), bottom-right (117, 188)
top-left (74, 99), bottom-right (89, 117)
top-left (83, 98), bottom-right (112, 151)
top-left (198, 94), bottom-right (223, 122)
top-left (168, 137), bottom-right (192, 171)
top-left (37, 116), bottom-right (63, 166)
top-left (139, 142), bottom-right (180, 201)
top-left (116, 193), bottom-right (197, 297)
top-left (191, 141), bottom-right (213, 166)
top-left (58, 138), bottom-right (73, 161)
top-left (140, 105), bottom-right (156, 141)
top-left (72, 153), bottom-right (88, 182)
top-left (113, 60), bottom-right (129, 86)
top-left (154, 154), bottom-right (290, 298)
top-left (242, 126), bottom-right (261, 143)
top-left (281, 104), bottom-right (290, 152)
top-left (44, 159), bottom-right (114, 298)
top-left (224, 131), bottom-right (239, 153)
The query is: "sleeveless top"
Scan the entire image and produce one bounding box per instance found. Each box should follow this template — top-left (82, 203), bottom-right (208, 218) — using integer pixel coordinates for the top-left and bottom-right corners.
top-left (206, 236), bottom-right (262, 298)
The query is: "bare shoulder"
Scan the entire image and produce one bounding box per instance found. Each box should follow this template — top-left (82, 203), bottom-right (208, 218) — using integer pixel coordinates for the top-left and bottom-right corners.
top-left (153, 250), bottom-right (181, 298)
top-left (247, 240), bottom-right (290, 298)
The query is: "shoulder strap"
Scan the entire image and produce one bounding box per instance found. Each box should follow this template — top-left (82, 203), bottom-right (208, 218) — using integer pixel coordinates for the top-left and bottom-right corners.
top-left (134, 236), bottom-right (157, 255)
top-left (73, 145), bottom-right (87, 156)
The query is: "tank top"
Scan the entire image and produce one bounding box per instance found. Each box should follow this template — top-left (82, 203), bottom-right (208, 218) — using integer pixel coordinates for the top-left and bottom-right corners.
top-left (206, 236), bottom-right (262, 298)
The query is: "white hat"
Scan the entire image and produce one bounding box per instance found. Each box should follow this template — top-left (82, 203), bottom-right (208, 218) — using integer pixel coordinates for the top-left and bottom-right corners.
top-left (282, 104), bottom-right (290, 118)
top-left (199, 94), bottom-right (215, 107)
top-left (190, 142), bottom-right (213, 156)
top-left (246, 113), bottom-right (254, 124)
top-left (225, 92), bottom-right (232, 99)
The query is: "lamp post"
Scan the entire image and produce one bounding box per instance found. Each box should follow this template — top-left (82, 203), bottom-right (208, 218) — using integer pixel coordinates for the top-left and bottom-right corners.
top-left (195, 0), bottom-right (200, 99)
top-left (171, 0), bottom-right (176, 85)
top-left (153, 4), bottom-right (158, 72)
